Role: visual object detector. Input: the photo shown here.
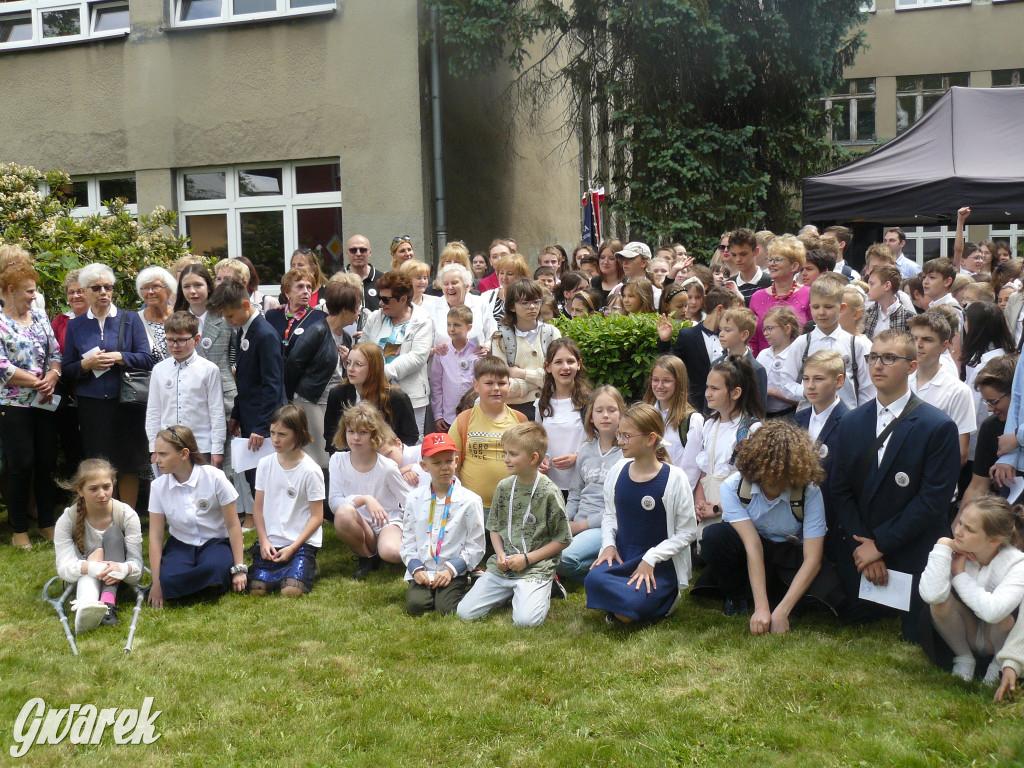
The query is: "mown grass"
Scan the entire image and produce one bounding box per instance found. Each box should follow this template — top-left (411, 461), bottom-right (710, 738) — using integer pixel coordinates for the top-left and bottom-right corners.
top-left (2, 524), bottom-right (1023, 768)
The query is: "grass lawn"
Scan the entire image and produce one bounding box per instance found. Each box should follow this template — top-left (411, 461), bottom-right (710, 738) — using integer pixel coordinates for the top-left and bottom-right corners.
top-left (2, 524), bottom-right (1023, 768)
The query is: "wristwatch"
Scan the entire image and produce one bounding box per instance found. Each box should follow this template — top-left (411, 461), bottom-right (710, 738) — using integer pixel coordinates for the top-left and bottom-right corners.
top-left (230, 564), bottom-right (249, 575)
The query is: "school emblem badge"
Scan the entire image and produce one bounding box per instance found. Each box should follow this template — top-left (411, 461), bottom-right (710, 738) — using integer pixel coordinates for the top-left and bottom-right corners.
top-left (196, 498), bottom-right (210, 511)
top-left (286, 487), bottom-right (298, 498)
top-left (895, 472), bottom-right (910, 487)
top-left (201, 337), bottom-right (212, 349)
top-left (819, 444), bottom-right (829, 459)
top-left (240, 339), bottom-right (250, 351)
top-left (294, 327), bottom-right (304, 336)
top-left (641, 495), bottom-right (656, 510)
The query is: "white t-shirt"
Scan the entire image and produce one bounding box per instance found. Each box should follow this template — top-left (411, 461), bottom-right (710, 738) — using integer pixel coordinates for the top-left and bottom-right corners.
top-left (660, 406), bottom-right (705, 490)
top-left (255, 453), bottom-right (326, 548)
top-left (909, 365), bottom-right (977, 437)
top-left (696, 414), bottom-right (761, 478)
top-left (965, 348), bottom-right (1004, 460)
top-left (538, 397), bottom-right (587, 490)
top-left (150, 464), bottom-right (239, 546)
top-left (400, 443), bottom-right (430, 487)
top-left (328, 452), bottom-right (411, 531)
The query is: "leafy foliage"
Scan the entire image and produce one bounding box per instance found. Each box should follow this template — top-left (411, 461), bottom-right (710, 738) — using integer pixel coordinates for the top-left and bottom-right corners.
top-left (0, 163), bottom-right (192, 310)
top-left (428, 0), bottom-right (865, 249)
top-left (552, 312), bottom-right (676, 400)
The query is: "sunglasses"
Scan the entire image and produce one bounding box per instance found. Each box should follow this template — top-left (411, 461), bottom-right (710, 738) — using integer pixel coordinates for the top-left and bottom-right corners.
top-left (90, 285), bottom-right (114, 293)
top-left (378, 295), bottom-right (395, 304)
top-left (392, 236), bottom-right (411, 244)
top-left (348, 247), bottom-right (369, 254)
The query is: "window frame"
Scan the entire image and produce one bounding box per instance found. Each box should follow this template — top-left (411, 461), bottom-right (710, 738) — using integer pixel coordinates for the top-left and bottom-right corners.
top-left (822, 78), bottom-right (877, 146)
top-left (169, 0), bottom-right (336, 29)
top-left (41, 173), bottom-right (139, 217)
top-left (897, 225), bottom-right (955, 266)
top-left (894, 0), bottom-right (971, 11)
top-left (895, 73), bottom-right (970, 134)
top-left (0, 0), bottom-right (129, 51)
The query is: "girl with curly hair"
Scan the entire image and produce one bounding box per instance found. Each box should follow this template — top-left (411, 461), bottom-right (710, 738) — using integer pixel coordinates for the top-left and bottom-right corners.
top-left (698, 420), bottom-right (841, 635)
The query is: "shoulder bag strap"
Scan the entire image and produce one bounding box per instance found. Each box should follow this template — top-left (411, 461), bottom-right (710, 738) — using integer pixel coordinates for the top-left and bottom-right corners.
top-left (853, 395), bottom-right (924, 491)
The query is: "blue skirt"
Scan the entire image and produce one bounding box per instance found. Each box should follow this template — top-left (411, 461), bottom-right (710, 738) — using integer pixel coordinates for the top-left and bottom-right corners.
top-left (250, 543), bottom-right (319, 592)
top-left (585, 557), bottom-right (677, 622)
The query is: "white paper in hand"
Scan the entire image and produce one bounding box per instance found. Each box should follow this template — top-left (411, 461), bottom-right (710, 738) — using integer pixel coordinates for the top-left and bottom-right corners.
top-left (30, 391), bottom-right (60, 411)
top-left (230, 436), bottom-right (276, 472)
top-left (858, 569), bottom-right (913, 612)
top-left (83, 346), bottom-right (105, 378)
top-left (1006, 475), bottom-right (1024, 505)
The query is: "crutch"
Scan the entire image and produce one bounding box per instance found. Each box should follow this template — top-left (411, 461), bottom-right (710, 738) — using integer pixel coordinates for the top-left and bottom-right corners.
top-left (123, 568), bottom-right (152, 653)
top-left (42, 576), bottom-right (78, 656)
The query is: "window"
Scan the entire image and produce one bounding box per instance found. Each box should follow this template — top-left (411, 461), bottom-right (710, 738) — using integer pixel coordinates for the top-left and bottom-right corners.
top-left (48, 173), bottom-right (138, 217)
top-left (171, 0), bottom-right (334, 27)
top-left (177, 160), bottom-right (343, 289)
top-left (895, 0), bottom-right (970, 9)
top-left (993, 70), bottom-right (1023, 88)
top-left (896, 73), bottom-right (969, 134)
top-left (988, 224), bottom-right (1023, 260)
top-left (897, 225), bottom-right (955, 266)
top-left (0, 0), bottom-right (128, 50)
top-left (823, 78), bottom-right (876, 144)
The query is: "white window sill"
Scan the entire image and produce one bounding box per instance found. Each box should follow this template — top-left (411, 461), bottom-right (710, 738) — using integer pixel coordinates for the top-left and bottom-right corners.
top-left (0, 28), bottom-right (127, 53)
top-left (895, 1), bottom-right (971, 11)
top-left (164, 5), bottom-right (334, 32)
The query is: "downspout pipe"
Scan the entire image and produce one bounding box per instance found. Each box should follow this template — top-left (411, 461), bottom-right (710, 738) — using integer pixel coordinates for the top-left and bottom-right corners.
top-left (430, 7), bottom-right (448, 257)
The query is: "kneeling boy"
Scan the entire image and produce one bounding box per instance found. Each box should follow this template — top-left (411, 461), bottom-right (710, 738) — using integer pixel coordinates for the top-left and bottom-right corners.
top-left (457, 422), bottom-right (572, 627)
top-left (400, 433), bottom-right (486, 615)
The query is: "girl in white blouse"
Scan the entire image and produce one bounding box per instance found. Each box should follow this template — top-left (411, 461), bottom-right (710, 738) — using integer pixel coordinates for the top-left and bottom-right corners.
top-left (54, 459), bottom-right (143, 634)
top-left (537, 339), bottom-right (591, 493)
top-left (642, 354), bottom-right (704, 489)
top-left (148, 426), bottom-right (245, 607)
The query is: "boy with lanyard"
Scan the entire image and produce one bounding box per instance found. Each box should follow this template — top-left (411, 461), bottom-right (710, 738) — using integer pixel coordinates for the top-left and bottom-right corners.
top-left (400, 433), bottom-right (486, 615)
top-left (456, 422), bottom-right (572, 627)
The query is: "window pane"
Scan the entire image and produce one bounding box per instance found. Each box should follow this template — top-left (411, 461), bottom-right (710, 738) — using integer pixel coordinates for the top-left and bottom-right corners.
top-left (856, 98), bottom-right (875, 141)
top-left (181, 0), bottom-right (222, 21)
top-left (896, 97), bottom-right (914, 133)
top-left (295, 164), bottom-right (341, 195)
top-left (853, 78), bottom-right (875, 94)
top-left (99, 176), bottom-right (137, 205)
top-left (0, 14), bottom-right (32, 43)
top-left (921, 74), bottom-right (943, 91)
top-left (922, 93), bottom-right (941, 115)
top-left (896, 76), bottom-right (918, 93)
top-left (241, 210), bottom-right (285, 285)
top-left (948, 72), bottom-right (969, 88)
top-left (57, 180), bottom-right (91, 208)
top-left (238, 168), bottom-right (283, 197)
top-left (94, 4), bottom-right (129, 32)
top-left (42, 8), bottom-right (80, 38)
top-left (920, 239), bottom-right (942, 261)
top-left (291, 0), bottom-right (331, 7)
top-left (992, 70), bottom-right (1015, 87)
top-left (184, 172), bottom-right (227, 201)
top-left (296, 207), bottom-right (344, 274)
top-left (186, 214), bottom-right (228, 261)
top-left (234, 0), bottom-right (275, 13)
top-left (831, 102), bottom-right (851, 143)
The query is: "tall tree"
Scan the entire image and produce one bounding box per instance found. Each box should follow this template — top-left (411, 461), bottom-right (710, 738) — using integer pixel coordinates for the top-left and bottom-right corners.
top-left (428, 0), bottom-right (865, 249)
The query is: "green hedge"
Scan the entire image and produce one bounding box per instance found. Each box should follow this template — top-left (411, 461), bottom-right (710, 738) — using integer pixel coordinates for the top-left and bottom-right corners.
top-left (551, 313), bottom-right (687, 401)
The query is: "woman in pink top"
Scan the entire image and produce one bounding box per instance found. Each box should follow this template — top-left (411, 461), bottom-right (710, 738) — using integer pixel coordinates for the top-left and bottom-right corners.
top-left (749, 235), bottom-right (810, 355)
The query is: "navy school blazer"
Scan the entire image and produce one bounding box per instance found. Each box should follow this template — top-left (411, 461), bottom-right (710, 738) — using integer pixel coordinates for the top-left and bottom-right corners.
top-left (231, 313), bottom-right (286, 437)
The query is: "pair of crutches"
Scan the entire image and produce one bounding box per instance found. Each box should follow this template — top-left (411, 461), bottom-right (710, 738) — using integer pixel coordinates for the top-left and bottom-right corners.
top-left (42, 569), bottom-right (151, 655)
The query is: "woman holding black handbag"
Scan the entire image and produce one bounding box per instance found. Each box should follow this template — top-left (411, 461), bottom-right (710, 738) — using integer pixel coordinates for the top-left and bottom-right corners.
top-left (62, 263), bottom-right (153, 509)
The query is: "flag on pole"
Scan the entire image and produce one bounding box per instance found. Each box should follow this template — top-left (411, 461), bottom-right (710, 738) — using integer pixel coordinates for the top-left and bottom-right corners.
top-left (581, 187), bottom-right (605, 247)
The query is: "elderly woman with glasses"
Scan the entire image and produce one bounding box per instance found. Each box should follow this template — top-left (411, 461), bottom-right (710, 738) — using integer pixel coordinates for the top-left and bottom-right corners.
top-left (52, 269), bottom-right (90, 354)
top-left (288, 249), bottom-right (327, 311)
top-left (136, 266), bottom-right (177, 361)
top-left (62, 263), bottom-right (154, 510)
top-left (749, 235), bottom-right (811, 355)
top-left (427, 262), bottom-right (496, 353)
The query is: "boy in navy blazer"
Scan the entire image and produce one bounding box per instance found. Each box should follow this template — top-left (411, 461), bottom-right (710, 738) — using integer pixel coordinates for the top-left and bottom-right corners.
top-left (656, 286), bottom-right (741, 413)
top-left (794, 350), bottom-right (848, 562)
top-left (209, 280), bottom-right (286, 522)
top-left (829, 330), bottom-right (959, 643)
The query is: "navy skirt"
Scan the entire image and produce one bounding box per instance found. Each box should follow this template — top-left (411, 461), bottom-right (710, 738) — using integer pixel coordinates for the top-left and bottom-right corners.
top-left (250, 543), bottom-right (319, 592)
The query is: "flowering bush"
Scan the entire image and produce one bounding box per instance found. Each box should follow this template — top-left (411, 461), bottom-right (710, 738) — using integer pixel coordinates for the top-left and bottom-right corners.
top-left (0, 163), bottom-right (192, 310)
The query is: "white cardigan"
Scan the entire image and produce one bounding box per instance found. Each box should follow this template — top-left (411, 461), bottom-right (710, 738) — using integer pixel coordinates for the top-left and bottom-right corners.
top-left (919, 541), bottom-right (1024, 624)
top-left (54, 501), bottom-right (144, 585)
top-left (362, 309), bottom-right (435, 409)
top-left (601, 459), bottom-right (697, 590)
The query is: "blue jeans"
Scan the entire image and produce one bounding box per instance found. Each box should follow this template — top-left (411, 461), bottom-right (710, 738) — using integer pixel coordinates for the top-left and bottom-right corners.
top-left (557, 527), bottom-right (603, 582)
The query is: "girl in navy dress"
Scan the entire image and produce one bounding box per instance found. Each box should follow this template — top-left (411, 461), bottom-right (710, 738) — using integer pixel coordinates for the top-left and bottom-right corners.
top-left (585, 403), bottom-right (697, 624)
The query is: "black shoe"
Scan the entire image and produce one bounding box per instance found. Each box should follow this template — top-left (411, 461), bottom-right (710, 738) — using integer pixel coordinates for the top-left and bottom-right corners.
top-left (100, 605), bottom-right (119, 627)
top-left (723, 599), bottom-right (749, 617)
top-left (551, 575), bottom-right (567, 600)
top-left (605, 612), bottom-right (623, 625)
top-left (353, 554), bottom-right (381, 580)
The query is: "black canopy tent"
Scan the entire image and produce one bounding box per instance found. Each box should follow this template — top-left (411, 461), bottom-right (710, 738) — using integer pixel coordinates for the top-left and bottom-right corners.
top-left (802, 87), bottom-right (1024, 226)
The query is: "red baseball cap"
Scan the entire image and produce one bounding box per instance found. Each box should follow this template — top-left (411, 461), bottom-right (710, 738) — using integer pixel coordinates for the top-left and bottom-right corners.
top-left (421, 432), bottom-right (458, 457)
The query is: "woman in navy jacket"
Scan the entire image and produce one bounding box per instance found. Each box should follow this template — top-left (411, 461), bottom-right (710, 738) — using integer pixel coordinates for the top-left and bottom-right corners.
top-left (62, 263), bottom-right (154, 509)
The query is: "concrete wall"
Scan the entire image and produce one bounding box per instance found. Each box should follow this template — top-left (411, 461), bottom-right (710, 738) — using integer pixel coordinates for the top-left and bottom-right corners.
top-left (0, 0), bottom-right (426, 274)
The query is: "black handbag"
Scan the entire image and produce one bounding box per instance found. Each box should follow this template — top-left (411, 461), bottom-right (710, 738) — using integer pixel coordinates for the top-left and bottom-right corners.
top-left (117, 311), bottom-right (151, 405)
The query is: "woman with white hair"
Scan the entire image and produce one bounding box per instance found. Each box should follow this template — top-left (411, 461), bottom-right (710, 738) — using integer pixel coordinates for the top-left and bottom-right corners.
top-left (62, 263), bottom-right (154, 509)
top-left (136, 266), bottom-right (177, 361)
top-left (428, 262), bottom-right (496, 352)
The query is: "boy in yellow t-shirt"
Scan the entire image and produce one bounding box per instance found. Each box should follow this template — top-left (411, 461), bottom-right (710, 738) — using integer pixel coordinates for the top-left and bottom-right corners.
top-left (449, 356), bottom-right (526, 510)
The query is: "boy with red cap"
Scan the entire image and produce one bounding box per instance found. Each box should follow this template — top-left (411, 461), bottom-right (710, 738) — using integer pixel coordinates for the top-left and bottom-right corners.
top-left (399, 432), bottom-right (486, 615)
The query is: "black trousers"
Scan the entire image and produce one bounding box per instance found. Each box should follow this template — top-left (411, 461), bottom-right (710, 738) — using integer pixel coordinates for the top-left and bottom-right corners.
top-left (0, 405), bottom-right (58, 532)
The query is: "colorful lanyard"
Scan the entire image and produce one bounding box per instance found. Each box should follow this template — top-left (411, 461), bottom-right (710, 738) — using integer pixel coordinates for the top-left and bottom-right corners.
top-left (284, 306), bottom-right (309, 341)
top-left (507, 474), bottom-right (540, 556)
top-left (427, 478), bottom-right (456, 563)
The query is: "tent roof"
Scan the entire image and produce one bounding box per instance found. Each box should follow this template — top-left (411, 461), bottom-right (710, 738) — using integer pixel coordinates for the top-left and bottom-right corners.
top-left (802, 87), bottom-right (1024, 225)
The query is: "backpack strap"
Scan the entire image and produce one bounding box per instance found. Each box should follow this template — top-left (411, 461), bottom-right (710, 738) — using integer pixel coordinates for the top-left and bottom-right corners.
top-left (738, 477), bottom-right (754, 507)
top-left (789, 485), bottom-right (805, 522)
top-left (850, 336), bottom-right (860, 402)
top-left (514, 408), bottom-right (528, 424)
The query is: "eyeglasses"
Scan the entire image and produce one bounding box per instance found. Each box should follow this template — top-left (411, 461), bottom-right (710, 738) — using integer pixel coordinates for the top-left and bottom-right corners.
top-left (762, 325), bottom-right (778, 333)
top-left (67, 289), bottom-right (84, 298)
top-left (378, 295), bottom-right (395, 304)
top-left (348, 247), bottom-right (369, 254)
top-left (616, 432), bottom-right (643, 443)
top-left (765, 257), bottom-right (787, 265)
top-left (716, 245), bottom-right (729, 251)
top-left (981, 392), bottom-right (1009, 407)
top-left (166, 336), bottom-right (195, 347)
top-left (516, 300), bottom-right (542, 309)
top-left (392, 236), bottom-right (411, 244)
top-left (89, 285), bottom-right (113, 293)
top-left (865, 352), bottom-right (914, 366)
top-left (141, 284), bottom-right (166, 294)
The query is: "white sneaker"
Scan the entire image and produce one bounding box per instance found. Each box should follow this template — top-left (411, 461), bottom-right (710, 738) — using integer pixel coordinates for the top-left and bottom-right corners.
top-left (983, 660), bottom-right (1002, 686)
top-left (951, 655), bottom-right (976, 682)
top-left (72, 599), bottom-right (109, 634)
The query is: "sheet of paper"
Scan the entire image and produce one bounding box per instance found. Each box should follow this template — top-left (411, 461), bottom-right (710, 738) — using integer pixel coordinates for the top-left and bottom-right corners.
top-left (1006, 475), bottom-right (1024, 505)
top-left (83, 346), bottom-right (105, 378)
top-left (858, 569), bottom-right (913, 612)
top-left (29, 391), bottom-right (60, 411)
top-left (230, 436), bottom-right (275, 472)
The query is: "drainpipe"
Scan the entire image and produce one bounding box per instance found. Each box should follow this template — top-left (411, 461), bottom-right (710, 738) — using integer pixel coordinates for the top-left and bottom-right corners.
top-left (430, 7), bottom-right (448, 260)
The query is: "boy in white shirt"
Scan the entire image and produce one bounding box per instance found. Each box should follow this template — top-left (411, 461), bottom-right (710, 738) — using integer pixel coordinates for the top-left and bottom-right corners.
top-left (907, 313), bottom-right (976, 467)
top-left (146, 312), bottom-right (226, 466)
top-left (400, 432), bottom-right (486, 615)
top-left (923, 257), bottom-right (964, 320)
top-left (780, 275), bottom-right (874, 411)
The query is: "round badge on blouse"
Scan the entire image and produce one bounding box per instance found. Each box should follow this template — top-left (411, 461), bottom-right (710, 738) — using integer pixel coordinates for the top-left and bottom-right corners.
top-left (368, 288), bottom-right (378, 297)
top-left (286, 487), bottom-right (298, 498)
top-left (895, 472), bottom-right (910, 487)
top-left (459, 360), bottom-right (470, 370)
top-left (294, 327), bottom-right (304, 336)
top-left (641, 495), bottom-right (656, 510)
top-left (164, 379), bottom-right (174, 389)
top-left (842, 354), bottom-right (851, 366)
top-left (196, 498), bottom-right (210, 511)
top-left (525, 514), bottom-right (536, 525)
top-left (819, 443), bottom-right (829, 459)
top-left (241, 339), bottom-right (250, 352)
top-left (201, 337), bottom-right (213, 350)
top-left (772, 359), bottom-right (784, 370)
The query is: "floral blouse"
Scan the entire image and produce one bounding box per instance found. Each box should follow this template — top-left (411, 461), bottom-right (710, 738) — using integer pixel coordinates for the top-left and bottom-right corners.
top-left (0, 308), bottom-right (62, 406)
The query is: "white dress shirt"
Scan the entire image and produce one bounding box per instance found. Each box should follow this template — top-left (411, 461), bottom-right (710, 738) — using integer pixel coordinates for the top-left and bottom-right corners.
top-left (909, 365), bottom-right (976, 436)
top-left (876, 389), bottom-right (913, 465)
top-left (808, 397), bottom-right (841, 443)
top-left (781, 326), bottom-right (875, 409)
top-left (150, 464), bottom-right (239, 546)
top-left (146, 352), bottom-right (226, 453)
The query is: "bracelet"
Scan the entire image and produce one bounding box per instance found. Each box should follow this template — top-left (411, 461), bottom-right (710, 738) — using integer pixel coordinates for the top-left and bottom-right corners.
top-left (523, 552), bottom-right (530, 567)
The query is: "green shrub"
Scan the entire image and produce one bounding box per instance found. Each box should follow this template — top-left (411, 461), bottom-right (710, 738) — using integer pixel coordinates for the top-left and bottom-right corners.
top-left (551, 312), bottom-right (686, 401)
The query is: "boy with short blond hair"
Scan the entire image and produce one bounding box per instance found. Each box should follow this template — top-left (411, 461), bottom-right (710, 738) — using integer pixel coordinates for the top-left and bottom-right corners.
top-left (456, 422), bottom-right (572, 627)
top-left (716, 306), bottom-right (768, 413)
top-left (430, 305), bottom-right (477, 432)
top-left (922, 257), bottom-right (963, 318)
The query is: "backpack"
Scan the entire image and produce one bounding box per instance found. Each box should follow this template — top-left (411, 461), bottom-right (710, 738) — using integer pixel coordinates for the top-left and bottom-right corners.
top-left (799, 332), bottom-right (860, 401)
top-left (496, 323), bottom-right (557, 367)
top-left (839, 263), bottom-right (854, 280)
top-left (454, 406), bottom-right (528, 471)
top-left (737, 478), bottom-right (806, 522)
